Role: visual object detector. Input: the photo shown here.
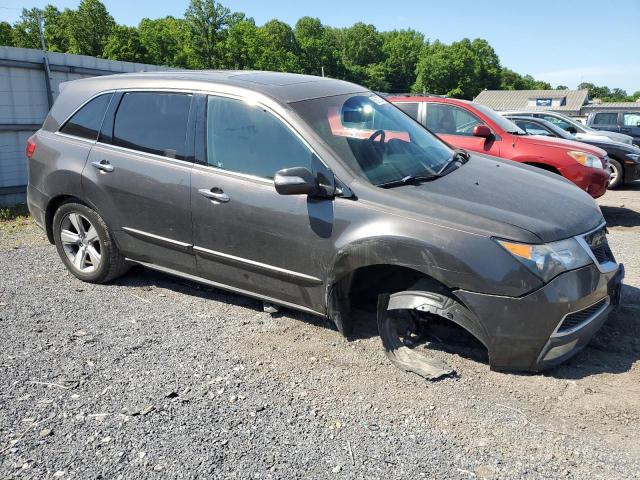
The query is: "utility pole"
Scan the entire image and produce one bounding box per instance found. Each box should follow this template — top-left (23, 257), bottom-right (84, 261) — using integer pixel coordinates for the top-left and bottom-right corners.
top-left (37, 10), bottom-right (55, 109)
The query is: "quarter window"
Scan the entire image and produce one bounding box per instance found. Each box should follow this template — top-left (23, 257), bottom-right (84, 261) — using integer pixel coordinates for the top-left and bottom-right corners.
top-left (60, 93), bottom-right (113, 140)
top-left (112, 92), bottom-right (191, 159)
top-left (592, 112), bottom-right (618, 126)
top-left (395, 102), bottom-right (419, 121)
top-left (425, 104), bottom-right (485, 136)
top-left (623, 113), bottom-right (640, 126)
top-left (206, 96), bottom-right (312, 179)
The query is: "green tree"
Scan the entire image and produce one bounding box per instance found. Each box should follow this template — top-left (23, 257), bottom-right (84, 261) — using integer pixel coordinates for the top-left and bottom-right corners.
top-left (220, 18), bottom-right (260, 69)
top-left (556, 85), bottom-right (569, 90)
top-left (255, 20), bottom-right (302, 73)
top-left (381, 29), bottom-right (424, 92)
top-left (11, 8), bottom-right (42, 49)
top-left (336, 22), bottom-right (385, 88)
top-left (578, 82), bottom-right (611, 99)
top-left (0, 21), bottom-right (14, 46)
top-left (66, 0), bottom-right (115, 56)
top-left (104, 25), bottom-right (149, 63)
top-left (43, 5), bottom-right (73, 52)
top-left (139, 16), bottom-right (191, 67)
top-left (185, 0), bottom-right (231, 68)
top-left (470, 38), bottom-right (501, 91)
top-left (294, 17), bottom-right (340, 77)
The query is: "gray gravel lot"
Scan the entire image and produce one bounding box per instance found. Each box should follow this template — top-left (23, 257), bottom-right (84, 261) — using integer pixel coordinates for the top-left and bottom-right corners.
top-left (1, 184), bottom-right (639, 479)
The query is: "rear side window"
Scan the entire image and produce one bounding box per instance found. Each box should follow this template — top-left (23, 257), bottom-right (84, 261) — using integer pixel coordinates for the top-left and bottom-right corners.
top-left (206, 95), bottom-right (311, 179)
top-left (592, 112), bottom-right (618, 126)
top-left (112, 92), bottom-right (191, 159)
top-left (395, 102), bottom-right (419, 121)
top-left (623, 113), bottom-right (640, 126)
top-left (60, 93), bottom-right (113, 140)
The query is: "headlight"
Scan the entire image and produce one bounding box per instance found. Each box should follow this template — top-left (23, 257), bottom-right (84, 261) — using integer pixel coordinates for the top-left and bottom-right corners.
top-left (567, 150), bottom-right (604, 169)
top-left (626, 153), bottom-right (640, 163)
top-left (496, 238), bottom-right (593, 282)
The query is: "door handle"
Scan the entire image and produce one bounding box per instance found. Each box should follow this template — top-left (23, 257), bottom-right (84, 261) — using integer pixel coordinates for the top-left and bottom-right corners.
top-left (92, 160), bottom-right (114, 173)
top-left (198, 188), bottom-right (230, 203)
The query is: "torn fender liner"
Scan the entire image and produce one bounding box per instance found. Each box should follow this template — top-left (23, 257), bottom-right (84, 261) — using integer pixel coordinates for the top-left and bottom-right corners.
top-left (377, 293), bottom-right (454, 381)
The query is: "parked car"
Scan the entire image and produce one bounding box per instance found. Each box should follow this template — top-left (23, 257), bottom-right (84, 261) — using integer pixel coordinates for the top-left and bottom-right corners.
top-left (500, 110), bottom-right (635, 146)
top-left (507, 115), bottom-right (640, 189)
top-left (586, 110), bottom-right (640, 147)
top-left (27, 72), bottom-right (623, 375)
top-left (388, 96), bottom-right (610, 198)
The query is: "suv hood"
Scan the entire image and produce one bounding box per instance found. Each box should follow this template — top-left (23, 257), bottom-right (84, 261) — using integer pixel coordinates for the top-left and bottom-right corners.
top-left (517, 135), bottom-right (608, 158)
top-left (371, 154), bottom-right (604, 243)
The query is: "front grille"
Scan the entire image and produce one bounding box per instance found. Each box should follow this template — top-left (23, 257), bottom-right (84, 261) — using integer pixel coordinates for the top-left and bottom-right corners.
top-left (557, 298), bottom-right (608, 333)
top-left (583, 227), bottom-right (615, 264)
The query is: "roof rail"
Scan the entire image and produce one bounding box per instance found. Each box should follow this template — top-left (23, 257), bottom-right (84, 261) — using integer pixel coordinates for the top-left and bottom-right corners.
top-left (379, 92), bottom-right (448, 98)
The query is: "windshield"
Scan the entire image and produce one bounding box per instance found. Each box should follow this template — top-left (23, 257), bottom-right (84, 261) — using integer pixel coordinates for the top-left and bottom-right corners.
top-left (290, 93), bottom-right (453, 186)
top-left (473, 103), bottom-right (526, 134)
top-left (548, 112), bottom-right (587, 133)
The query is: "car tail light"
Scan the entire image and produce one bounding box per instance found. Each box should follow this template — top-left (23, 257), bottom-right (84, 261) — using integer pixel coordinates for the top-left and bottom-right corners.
top-left (26, 136), bottom-right (36, 159)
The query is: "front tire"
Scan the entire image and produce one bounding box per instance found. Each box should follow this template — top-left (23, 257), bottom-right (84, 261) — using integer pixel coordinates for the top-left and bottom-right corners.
top-left (52, 202), bottom-right (129, 283)
top-left (607, 158), bottom-right (624, 189)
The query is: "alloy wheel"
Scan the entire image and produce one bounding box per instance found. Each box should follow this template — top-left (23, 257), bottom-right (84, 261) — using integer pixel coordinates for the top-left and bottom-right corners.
top-left (60, 212), bottom-right (102, 273)
top-left (608, 163), bottom-right (619, 184)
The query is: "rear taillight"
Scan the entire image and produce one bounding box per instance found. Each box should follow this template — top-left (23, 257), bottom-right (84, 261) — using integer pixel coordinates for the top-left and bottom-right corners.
top-left (26, 137), bottom-right (36, 159)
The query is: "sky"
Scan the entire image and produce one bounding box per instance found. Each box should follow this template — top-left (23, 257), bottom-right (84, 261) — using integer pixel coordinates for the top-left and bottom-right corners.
top-left (2, 0), bottom-right (639, 93)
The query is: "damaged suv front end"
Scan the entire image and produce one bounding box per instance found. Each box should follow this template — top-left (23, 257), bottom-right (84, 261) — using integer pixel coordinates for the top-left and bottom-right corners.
top-left (292, 91), bottom-right (624, 375)
top-left (456, 224), bottom-right (623, 371)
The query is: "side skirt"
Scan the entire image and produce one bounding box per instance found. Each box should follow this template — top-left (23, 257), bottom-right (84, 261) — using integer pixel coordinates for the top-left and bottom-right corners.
top-left (125, 258), bottom-right (326, 318)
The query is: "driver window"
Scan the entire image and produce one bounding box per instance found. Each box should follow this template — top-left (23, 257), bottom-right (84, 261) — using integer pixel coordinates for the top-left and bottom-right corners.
top-left (426, 104), bottom-right (484, 136)
top-left (206, 96), bottom-right (312, 179)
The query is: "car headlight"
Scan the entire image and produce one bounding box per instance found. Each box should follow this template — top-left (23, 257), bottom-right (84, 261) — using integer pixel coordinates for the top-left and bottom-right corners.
top-left (626, 153), bottom-right (640, 163)
top-left (496, 238), bottom-right (593, 283)
top-left (567, 150), bottom-right (604, 169)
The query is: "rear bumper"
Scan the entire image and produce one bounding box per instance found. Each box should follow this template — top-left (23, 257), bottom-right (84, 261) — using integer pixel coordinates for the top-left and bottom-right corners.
top-left (27, 184), bottom-right (47, 232)
top-left (455, 263), bottom-right (624, 371)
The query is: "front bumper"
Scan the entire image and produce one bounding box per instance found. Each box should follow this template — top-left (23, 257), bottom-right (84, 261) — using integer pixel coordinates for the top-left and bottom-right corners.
top-left (624, 160), bottom-right (640, 183)
top-left (455, 262), bottom-right (624, 371)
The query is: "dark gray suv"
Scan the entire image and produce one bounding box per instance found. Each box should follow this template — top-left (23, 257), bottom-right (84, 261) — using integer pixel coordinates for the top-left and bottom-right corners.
top-left (26, 71), bottom-right (624, 376)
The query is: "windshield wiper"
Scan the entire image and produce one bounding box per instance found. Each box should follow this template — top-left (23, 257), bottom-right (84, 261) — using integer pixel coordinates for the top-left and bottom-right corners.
top-left (376, 174), bottom-right (439, 189)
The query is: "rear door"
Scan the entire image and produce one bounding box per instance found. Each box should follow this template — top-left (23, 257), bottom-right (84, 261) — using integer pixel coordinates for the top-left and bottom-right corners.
top-left (424, 102), bottom-right (501, 155)
top-left (621, 112), bottom-right (640, 143)
top-left (190, 94), bottom-right (335, 313)
top-left (83, 90), bottom-right (196, 273)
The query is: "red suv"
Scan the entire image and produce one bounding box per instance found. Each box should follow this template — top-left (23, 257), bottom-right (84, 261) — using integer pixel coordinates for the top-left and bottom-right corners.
top-left (387, 96), bottom-right (610, 198)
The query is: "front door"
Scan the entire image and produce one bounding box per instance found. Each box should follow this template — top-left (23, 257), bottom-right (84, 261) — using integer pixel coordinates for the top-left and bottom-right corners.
top-left (424, 102), bottom-right (501, 156)
top-left (190, 94), bottom-right (335, 313)
top-left (83, 91), bottom-right (196, 272)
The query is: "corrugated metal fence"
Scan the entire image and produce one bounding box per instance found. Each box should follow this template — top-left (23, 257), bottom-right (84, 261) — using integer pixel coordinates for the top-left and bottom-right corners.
top-left (0, 46), bottom-right (170, 206)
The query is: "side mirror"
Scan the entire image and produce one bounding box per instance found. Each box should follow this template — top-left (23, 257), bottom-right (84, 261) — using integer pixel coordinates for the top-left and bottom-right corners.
top-left (566, 126), bottom-right (578, 134)
top-left (274, 167), bottom-right (318, 196)
top-left (472, 125), bottom-right (492, 138)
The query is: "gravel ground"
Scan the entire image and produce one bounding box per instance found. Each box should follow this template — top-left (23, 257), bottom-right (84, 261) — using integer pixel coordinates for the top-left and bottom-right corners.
top-left (1, 184), bottom-right (639, 479)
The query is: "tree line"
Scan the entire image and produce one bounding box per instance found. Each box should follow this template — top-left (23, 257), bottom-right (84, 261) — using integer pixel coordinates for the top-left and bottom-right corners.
top-left (1, 0), bottom-right (637, 101)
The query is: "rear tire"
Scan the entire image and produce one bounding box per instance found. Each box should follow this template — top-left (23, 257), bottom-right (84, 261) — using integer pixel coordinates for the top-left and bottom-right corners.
top-left (52, 201), bottom-right (129, 283)
top-left (607, 158), bottom-right (624, 189)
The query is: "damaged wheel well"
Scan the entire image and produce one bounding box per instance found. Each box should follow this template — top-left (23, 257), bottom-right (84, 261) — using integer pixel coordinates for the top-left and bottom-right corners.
top-left (328, 265), bottom-right (452, 335)
top-left (327, 264), bottom-right (490, 353)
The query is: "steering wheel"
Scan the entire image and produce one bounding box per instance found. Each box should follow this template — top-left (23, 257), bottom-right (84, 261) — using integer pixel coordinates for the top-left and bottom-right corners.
top-left (368, 129), bottom-right (386, 145)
